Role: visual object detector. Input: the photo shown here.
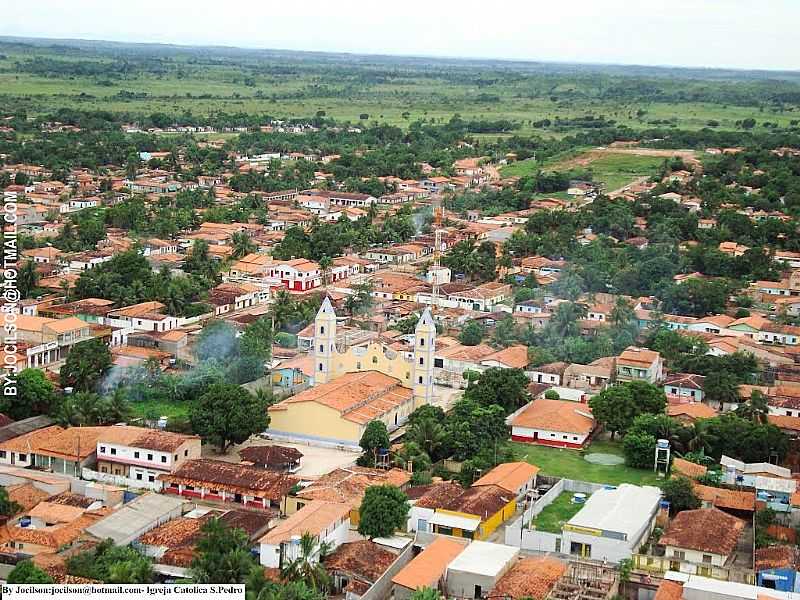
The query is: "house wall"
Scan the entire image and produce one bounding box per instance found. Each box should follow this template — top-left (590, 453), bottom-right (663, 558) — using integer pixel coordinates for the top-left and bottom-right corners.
top-left (259, 517), bottom-right (350, 568)
top-left (268, 402), bottom-right (362, 445)
top-left (664, 545), bottom-right (728, 571)
top-left (511, 425), bottom-right (589, 449)
top-left (757, 568), bottom-right (800, 592)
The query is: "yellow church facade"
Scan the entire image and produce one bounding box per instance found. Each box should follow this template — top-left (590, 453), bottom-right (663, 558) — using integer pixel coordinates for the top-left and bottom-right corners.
top-left (266, 298), bottom-right (436, 447)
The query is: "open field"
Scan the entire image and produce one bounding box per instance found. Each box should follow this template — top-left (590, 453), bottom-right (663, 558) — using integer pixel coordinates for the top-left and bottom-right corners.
top-left (130, 399), bottom-right (190, 420)
top-left (1, 38), bottom-right (798, 134)
top-left (511, 440), bottom-right (661, 486)
top-left (530, 491), bottom-right (588, 532)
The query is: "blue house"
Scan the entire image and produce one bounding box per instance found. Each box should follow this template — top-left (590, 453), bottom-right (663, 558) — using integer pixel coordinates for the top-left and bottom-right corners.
top-left (756, 545), bottom-right (800, 592)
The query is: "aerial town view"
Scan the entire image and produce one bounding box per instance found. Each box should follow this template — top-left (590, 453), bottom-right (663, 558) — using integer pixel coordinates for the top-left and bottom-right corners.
top-left (1, 2), bottom-right (800, 599)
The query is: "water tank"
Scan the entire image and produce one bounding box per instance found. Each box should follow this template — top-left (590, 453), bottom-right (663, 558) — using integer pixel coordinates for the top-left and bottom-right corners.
top-left (659, 500), bottom-right (671, 510)
top-left (157, 416), bottom-right (168, 429)
top-left (63, 387), bottom-right (74, 395)
top-left (656, 439), bottom-right (670, 449)
top-left (19, 517), bottom-right (31, 528)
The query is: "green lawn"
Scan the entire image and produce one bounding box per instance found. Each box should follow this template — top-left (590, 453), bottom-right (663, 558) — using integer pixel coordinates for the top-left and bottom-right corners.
top-left (130, 399), bottom-right (190, 421)
top-left (530, 491), bottom-right (588, 533)
top-left (511, 440), bottom-right (661, 486)
top-left (585, 154), bottom-right (666, 191)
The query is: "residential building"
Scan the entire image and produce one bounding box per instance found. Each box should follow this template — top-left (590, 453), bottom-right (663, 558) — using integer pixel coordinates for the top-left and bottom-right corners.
top-left (95, 426), bottom-right (201, 486)
top-left (664, 373), bottom-right (706, 404)
top-left (472, 462), bottom-right (539, 499)
top-left (657, 508), bottom-right (746, 579)
top-left (259, 500), bottom-right (350, 568)
top-left (325, 540), bottom-right (400, 600)
top-left (615, 347), bottom-right (664, 384)
top-left (445, 541), bottom-right (520, 599)
top-left (510, 399), bottom-right (595, 449)
top-left (159, 459), bottom-right (298, 512)
top-left (392, 536), bottom-right (467, 600)
top-left (239, 445), bottom-right (303, 473)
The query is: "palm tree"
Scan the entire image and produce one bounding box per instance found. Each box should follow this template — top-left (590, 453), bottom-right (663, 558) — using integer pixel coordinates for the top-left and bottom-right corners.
top-left (271, 289), bottom-right (295, 330)
top-left (407, 418), bottom-right (447, 461)
top-left (736, 390), bottom-right (769, 424)
top-left (232, 232), bottom-right (257, 259)
top-left (610, 297), bottom-right (635, 329)
top-left (18, 260), bottom-right (39, 299)
top-left (280, 532), bottom-right (332, 592)
top-left (318, 256), bottom-right (333, 287)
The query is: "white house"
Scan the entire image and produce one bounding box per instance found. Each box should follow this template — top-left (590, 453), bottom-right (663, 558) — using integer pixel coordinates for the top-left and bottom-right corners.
top-left (259, 501), bottom-right (350, 568)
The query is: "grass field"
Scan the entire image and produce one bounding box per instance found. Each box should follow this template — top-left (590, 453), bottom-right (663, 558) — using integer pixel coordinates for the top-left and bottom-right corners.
top-left (1, 40), bottom-right (796, 133)
top-left (130, 399), bottom-right (190, 420)
top-left (511, 440), bottom-right (661, 486)
top-left (530, 491), bottom-right (588, 532)
top-left (586, 154), bottom-right (666, 191)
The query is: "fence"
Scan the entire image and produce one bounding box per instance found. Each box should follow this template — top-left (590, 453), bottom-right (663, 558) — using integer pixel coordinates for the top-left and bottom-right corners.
top-left (631, 554), bottom-right (755, 585)
top-left (81, 468), bottom-right (163, 492)
top-left (505, 478), bottom-right (609, 550)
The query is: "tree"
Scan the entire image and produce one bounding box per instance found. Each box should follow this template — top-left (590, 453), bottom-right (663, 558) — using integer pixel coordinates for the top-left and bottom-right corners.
top-left (622, 431), bottom-right (658, 469)
top-left (704, 371), bottom-right (740, 410)
top-left (409, 588), bottom-right (443, 600)
top-left (661, 477), bottom-right (700, 514)
top-left (446, 398), bottom-right (508, 461)
top-left (231, 231), bottom-right (257, 259)
top-left (240, 316), bottom-right (274, 361)
top-left (458, 321), bottom-right (485, 346)
top-left (60, 338), bottom-right (112, 392)
top-left (190, 383), bottom-right (269, 452)
top-left (318, 256), bottom-right (333, 286)
top-left (192, 518), bottom-right (257, 584)
top-left (463, 368), bottom-right (530, 414)
top-left (5, 368), bottom-right (58, 420)
top-left (248, 581), bottom-right (324, 600)
top-left (736, 390), bottom-right (769, 424)
top-left (358, 485), bottom-right (410, 539)
top-left (0, 487), bottom-right (21, 516)
top-left (7, 560), bottom-right (54, 583)
top-left (357, 420), bottom-right (390, 467)
top-left (280, 532), bottom-right (332, 591)
top-left (406, 417), bottom-right (448, 462)
top-left (588, 382), bottom-right (666, 438)
top-left (345, 281), bottom-right (374, 316)
top-left (66, 539), bottom-right (153, 583)
top-left (17, 260), bottom-right (39, 299)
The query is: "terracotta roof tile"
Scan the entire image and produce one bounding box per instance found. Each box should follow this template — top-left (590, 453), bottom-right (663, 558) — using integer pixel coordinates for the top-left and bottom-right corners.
top-left (6, 484), bottom-right (50, 513)
top-left (660, 507), bottom-right (744, 556)
top-left (472, 462), bottom-right (539, 494)
top-left (296, 467), bottom-right (410, 509)
top-left (324, 540), bottom-right (397, 583)
top-left (512, 399), bottom-right (595, 435)
top-left (158, 459), bottom-right (298, 501)
top-left (392, 536), bottom-right (467, 590)
top-left (693, 484), bottom-right (756, 512)
top-left (654, 580), bottom-right (683, 600)
top-left (755, 545), bottom-right (800, 571)
top-left (671, 459), bottom-right (707, 479)
top-left (490, 557), bottom-right (566, 599)
top-left (667, 403), bottom-right (718, 421)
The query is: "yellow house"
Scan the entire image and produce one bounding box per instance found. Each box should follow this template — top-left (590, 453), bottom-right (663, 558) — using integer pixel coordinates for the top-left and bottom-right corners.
top-left (428, 484), bottom-right (516, 541)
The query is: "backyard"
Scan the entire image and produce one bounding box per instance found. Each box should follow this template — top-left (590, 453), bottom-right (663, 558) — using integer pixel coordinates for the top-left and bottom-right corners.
top-left (510, 439), bottom-right (662, 487)
top-left (530, 491), bottom-right (588, 533)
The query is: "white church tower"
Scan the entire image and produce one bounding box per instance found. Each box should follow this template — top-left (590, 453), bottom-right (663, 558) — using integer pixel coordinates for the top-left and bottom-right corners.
top-left (412, 308), bottom-right (436, 407)
top-left (313, 296), bottom-right (337, 384)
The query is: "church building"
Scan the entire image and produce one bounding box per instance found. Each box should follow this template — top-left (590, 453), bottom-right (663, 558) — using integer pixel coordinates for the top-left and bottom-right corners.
top-left (266, 297), bottom-right (436, 447)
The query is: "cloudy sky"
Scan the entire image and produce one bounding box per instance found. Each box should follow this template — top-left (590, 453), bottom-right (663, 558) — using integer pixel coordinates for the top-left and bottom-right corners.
top-left (3, 0), bottom-right (798, 71)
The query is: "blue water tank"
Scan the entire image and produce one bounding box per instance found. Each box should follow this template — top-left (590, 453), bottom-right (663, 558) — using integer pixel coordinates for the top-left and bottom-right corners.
top-left (19, 517), bottom-right (31, 528)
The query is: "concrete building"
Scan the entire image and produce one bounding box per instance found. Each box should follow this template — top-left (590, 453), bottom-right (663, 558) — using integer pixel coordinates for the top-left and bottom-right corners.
top-left (561, 484), bottom-right (662, 562)
top-left (86, 493), bottom-right (185, 546)
top-left (445, 541), bottom-right (520, 599)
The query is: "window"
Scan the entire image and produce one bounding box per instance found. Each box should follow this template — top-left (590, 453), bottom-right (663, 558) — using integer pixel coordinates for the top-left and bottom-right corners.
top-left (320, 325), bottom-right (325, 335)
top-left (319, 344), bottom-right (324, 353)
top-left (100, 446), bottom-right (106, 453)
top-left (0, 451), bottom-right (5, 458)
top-left (134, 451), bottom-right (140, 459)
top-left (149, 475), bottom-right (155, 482)
top-left (174, 454), bottom-right (178, 461)
top-left (419, 338), bottom-right (424, 347)
top-left (702, 554), bottom-right (713, 564)
top-left (161, 456), bottom-right (167, 463)
top-left (319, 363), bottom-right (324, 372)
top-left (418, 376), bottom-right (423, 384)
top-left (372, 356), bottom-right (378, 364)
top-left (184, 449), bottom-right (188, 457)
top-left (419, 357), bottom-right (424, 365)
top-left (672, 550), bottom-right (685, 560)
top-left (19, 453), bottom-right (26, 461)
top-left (110, 448), bottom-right (116, 455)
top-left (136, 473), bottom-right (143, 480)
